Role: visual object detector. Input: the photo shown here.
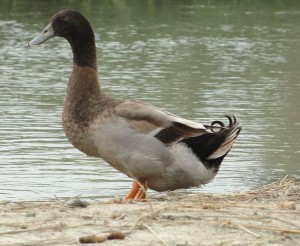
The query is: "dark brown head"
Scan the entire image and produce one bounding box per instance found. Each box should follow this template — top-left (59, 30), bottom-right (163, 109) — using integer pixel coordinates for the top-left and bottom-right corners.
top-left (29, 9), bottom-right (97, 68)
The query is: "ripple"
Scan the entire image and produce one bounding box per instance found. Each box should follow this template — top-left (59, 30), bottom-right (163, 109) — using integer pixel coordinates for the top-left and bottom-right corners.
top-left (1, 2), bottom-right (300, 200)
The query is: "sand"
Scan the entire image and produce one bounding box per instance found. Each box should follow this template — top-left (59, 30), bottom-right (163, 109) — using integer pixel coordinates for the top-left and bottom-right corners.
top-left (0, 176), bottom-right (299, 246)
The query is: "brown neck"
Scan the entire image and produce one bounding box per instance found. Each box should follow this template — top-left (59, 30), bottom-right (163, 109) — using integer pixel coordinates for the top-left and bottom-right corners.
top-left (64, 65), bottom-right (102, 116)
top-left (68, 64), bottom-right (101, 96)
top-left (62, 65), bottom-right (120, 127)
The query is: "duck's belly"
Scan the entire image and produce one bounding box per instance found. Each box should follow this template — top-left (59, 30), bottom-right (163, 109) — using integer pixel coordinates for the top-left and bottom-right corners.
top-left (89, 118), bottom-right (174, 178)
top-left (147, 143), bottom-right (218, 191)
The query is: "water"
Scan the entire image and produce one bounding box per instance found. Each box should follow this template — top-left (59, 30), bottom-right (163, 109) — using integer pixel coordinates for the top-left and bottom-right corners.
top-left (0, 1), bottom-right (299, 200)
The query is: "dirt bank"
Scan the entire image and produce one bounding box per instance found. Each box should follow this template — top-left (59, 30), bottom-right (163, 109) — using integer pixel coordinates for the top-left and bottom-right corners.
top-left (0, 177), bottom-right (299, 246)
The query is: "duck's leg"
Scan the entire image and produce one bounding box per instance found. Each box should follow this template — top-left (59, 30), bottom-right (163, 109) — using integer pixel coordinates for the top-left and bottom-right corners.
top-left (134, 181), bottom-right (147, 200)
top-left (124, 180), bottom-right (147, 200)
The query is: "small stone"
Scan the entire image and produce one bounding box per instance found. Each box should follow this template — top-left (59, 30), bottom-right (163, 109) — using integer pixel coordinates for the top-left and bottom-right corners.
top-left (20, 224), bottom-right (27, 229)
top-left (79, 234), bottom-right (106, 243)
top-left (111, 211), bottom-right (125, 219)
top-left (65, 198), bottom-right (89, 208)
top-left (26, 213), bottom-right (36, 217)
top-left (107, 230), bottom-right (125, 240)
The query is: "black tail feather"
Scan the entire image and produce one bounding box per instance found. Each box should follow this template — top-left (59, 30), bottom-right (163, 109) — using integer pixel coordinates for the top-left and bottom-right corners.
top-left (182, 115), bottom-right (241, 171)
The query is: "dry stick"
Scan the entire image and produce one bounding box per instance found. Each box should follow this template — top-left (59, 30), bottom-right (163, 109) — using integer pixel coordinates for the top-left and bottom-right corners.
top-left (127, 211), bottom-right (153, 234)
top-left (238, 225), bottom-right (261, 238)
top-left (242, 224), bottom-right (300, 234)
top-left (54, 193), bottom-right (84, 204)
top-left (259, 175), bottom-right (291, 190)
top-left (54, 194), bottom-right (61, 202)
top-left (143, 223), bottom-right (169, 246)
top-left (279, 175), bottom-right (289, 186)
top-left (135, 179), bottom-right (153, 213)
top-left (0, 223), bottom-right (67, 236)
top-left (0, 222), bottom-right (100, 236)
top-left (65, 193), bottom-right (84, 201)
top-left (266, 215), bottom-right (300, 228)
top-left (126, 207), bottom-right (166, 234)
top-left (0, 237), bottom-right (73, 246)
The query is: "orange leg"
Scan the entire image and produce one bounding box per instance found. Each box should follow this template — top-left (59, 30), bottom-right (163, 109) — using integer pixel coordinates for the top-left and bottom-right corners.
top-left (124, 180), bottom-right (147, 200)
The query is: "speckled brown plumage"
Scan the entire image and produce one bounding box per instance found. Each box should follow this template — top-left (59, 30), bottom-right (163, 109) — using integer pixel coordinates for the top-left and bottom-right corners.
top-left (62, 65), bottom-right (121, 155)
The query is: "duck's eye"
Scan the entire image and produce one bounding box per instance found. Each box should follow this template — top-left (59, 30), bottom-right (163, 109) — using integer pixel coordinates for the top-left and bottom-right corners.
top-left (61, 16), bottom-right (68, 21)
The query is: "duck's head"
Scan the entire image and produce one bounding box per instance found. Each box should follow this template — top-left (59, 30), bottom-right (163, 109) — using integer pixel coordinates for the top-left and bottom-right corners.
top-left (29, 9), bottom-right (97, 68)
top-left (29, 9), bottom-right (94, 46)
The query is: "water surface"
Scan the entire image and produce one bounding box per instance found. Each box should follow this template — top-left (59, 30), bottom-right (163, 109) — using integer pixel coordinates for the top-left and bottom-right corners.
top-left (0, 1), bottom-right (299, 200)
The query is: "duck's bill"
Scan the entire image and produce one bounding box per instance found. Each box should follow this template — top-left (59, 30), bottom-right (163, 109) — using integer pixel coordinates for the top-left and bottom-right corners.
top-left (28, 23), bottom-right (54, 46)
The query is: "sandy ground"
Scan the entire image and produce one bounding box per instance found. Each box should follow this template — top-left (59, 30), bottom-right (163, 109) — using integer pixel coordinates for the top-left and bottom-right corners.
top-left (0, 177), bottom-right (299, 246)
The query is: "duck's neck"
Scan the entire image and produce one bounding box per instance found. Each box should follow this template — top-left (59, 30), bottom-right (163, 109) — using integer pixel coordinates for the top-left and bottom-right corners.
top-left (65, 26), bottom-right (101, 95)
top-left (68, 28), bottom-right (97, 69)
top-left (65, 31), bottom-right (102, 110)
top-left (64, 64), bottom-right (102, 122)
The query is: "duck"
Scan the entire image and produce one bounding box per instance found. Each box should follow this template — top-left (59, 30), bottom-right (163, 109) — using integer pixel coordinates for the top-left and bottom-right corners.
top-left (29, 9), bottom-right (241, 200)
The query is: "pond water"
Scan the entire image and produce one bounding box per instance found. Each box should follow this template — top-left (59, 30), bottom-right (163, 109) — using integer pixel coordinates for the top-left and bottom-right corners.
top-left (1, 0), bottom-right (299, 200)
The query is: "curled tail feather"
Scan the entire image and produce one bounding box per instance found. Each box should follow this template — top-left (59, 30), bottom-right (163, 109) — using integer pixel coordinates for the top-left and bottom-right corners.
top-left (182, 115), bottom-right (241, 171)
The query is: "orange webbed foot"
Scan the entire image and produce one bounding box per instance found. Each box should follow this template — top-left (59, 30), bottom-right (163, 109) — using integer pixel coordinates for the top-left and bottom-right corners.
top-left (124, 180), bottom-right (147, 201)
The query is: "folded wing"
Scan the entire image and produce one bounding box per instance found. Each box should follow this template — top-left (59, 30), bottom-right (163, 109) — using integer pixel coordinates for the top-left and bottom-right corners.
top-left (115, 100), bottom-right (211, 145)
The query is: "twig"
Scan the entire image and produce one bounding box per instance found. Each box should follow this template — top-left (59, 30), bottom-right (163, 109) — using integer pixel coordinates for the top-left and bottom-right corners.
top-left (238, 225), bottom-right (261, 238)
top-left (126, 207), bottom-right (165, 234)
top-left (54, 194), bottom-right (62, 202)
top-left (54, 193), bottom-right (84, 203)
top-left (241, 224), bottom-right (300, 234)
top-left (279, 175), bottom-right (289, 186)
top-left (0, 222), bottom-right (102, 236)
top-left (136, 179), bottom-right (153, 213)
top-left (142, 223), bottom-right (169, 246)
top-left (65, 193), bottom-right (84, 201)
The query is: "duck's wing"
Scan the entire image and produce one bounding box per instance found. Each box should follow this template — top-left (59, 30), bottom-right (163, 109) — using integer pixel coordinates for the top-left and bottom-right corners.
top-left (115, 100), bottom-right (213, 145)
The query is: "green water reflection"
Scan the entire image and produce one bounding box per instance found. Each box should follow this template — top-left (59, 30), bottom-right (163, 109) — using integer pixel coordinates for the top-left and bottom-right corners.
top-left (0, 0), bottom-right (299, 200)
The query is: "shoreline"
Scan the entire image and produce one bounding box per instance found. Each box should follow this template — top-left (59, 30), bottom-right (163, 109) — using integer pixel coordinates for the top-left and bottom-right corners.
top-left (1, 177), bottom-right (299, 245)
